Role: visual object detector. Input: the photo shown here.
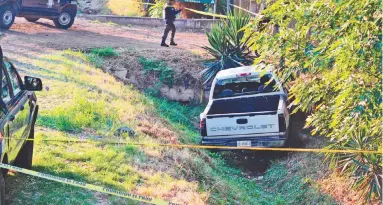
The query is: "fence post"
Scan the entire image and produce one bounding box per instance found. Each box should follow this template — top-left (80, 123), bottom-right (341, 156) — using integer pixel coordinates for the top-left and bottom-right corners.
top-left (213, 0), bottom-right (217, 19)
top-left (227, 0), bottom-right (231, 14)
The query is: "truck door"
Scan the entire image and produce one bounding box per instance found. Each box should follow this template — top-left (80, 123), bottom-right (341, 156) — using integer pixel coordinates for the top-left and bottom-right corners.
top-left (21, 0), bottom-right (40, 8)
top-left (20, 0), bottom-right (43, 14)
top-left (0, 69), bottom-right (11, 163)
top-left (3, 62), bottom-right (31, 163)
top-left (0, 110), bottom-right (9, 164)
top-left (21, 0), bottom-right (60, 17)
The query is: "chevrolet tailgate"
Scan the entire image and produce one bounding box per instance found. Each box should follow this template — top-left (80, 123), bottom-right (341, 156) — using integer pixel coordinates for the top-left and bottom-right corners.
top-left (205, 95), bottom-right (281, 136)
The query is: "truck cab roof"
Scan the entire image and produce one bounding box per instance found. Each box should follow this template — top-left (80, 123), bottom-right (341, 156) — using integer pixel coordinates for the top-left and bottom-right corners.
top-left (215, 64), bottom-right (273, 80)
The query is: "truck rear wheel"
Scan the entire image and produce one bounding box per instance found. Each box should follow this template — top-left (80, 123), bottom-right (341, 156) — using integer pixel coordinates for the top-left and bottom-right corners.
top-left (53, 9), bottom-right (75, 29)
top-left (0, 6), bottom-right (15, 30)
top-left (25, 17), bottom-right (39, 23)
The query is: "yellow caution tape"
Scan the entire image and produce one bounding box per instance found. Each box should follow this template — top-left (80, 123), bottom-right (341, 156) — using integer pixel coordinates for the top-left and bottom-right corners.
top-left (124, 1), bottom-right (265, 19)
top-left (125, 0), bottom-right (228, 18)
top-left (184, 8), bottom-right (227, 18)
top-left (0, 163), bottom-right (178, 205)
top-left (12, 138), bottom-right (382, 154)
top-left (229, 4), bottom-right (263, 18)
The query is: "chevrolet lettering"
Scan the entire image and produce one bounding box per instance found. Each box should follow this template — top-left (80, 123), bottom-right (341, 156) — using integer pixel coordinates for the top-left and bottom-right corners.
top-left (210, 124), bottom-right (275, 132)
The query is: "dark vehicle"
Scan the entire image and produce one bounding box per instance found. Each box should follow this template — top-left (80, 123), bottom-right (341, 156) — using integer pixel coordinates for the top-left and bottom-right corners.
top-left (0, 0), bottom-right (77, 29)
top-left (0, 46), bottom-right (42, 204)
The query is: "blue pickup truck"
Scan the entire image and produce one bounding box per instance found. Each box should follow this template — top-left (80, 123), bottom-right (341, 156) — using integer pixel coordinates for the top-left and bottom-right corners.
top-left (0, 0), bottom-right (77, 29)
top-left (0, 46), bottom-right (42, 204)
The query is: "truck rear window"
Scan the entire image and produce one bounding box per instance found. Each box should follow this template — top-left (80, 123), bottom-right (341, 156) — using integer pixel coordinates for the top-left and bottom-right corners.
top-left (207, 95), bottom-right (280, 115)
top-left (213, 74), bottom-right (277, 98)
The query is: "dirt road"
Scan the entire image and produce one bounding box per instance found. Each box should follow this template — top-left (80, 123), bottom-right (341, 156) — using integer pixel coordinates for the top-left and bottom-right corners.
top-left (0, 17), bottom-right (208, 55)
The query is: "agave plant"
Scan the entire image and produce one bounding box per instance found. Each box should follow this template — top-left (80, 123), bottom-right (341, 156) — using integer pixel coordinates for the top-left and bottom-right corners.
top-left (325, 130), bottom-right (382, 201)
top-left (201, 11), bottom-right (255, 85)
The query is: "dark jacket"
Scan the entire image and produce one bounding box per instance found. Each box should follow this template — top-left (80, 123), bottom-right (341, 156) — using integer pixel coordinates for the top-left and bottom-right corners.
top-left (164, 6), bottom-right (181, 24)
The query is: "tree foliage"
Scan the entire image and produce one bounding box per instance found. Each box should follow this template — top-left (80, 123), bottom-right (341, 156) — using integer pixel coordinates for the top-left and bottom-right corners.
top-left (149, 0), bottom-right (166, 18)
top-left (249, 0), bottom-right (382, 201)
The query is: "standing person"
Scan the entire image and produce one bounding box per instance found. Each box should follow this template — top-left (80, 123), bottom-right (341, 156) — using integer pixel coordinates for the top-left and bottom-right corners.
top-left (161, 0), bottom-right (183, 47)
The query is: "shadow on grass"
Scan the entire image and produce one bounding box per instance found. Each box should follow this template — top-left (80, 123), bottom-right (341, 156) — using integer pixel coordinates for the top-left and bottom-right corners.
top-left (10, 57), bottom-right (121, 100)
top-left (144, 95), bottom-right (204, 144)
top-left (4, 164), bottom-right (138, 205)
top-left (5, 172), bottom-right (97, 205)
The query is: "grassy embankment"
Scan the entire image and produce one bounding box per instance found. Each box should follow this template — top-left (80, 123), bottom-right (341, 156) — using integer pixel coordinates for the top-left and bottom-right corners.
top-left (5, 49), bottom-right (334, 205)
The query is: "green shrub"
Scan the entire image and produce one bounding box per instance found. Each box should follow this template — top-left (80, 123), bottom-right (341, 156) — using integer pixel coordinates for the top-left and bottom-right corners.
top-left (91, 47), bottom-right (119, 57)
top-left (86, 47), bottom-right (118, 68)
top-left (139, 57), bottom-right (175, 86)
top-left (144, 82), bottom-right (162, 97)
top-left (149, 0), bottom-right (166, 18)
top-left (251, 0), bottom-right (382, 201)
top-left (86, 53), bottom-right (104, 68)
top-left (326, 131), bottom-right (382, 201)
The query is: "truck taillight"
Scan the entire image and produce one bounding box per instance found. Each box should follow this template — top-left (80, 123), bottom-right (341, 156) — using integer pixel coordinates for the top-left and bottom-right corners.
top-left (200, 118), bottom-right (207, 136)
top-left (278, 114), bottom-right (286, 132)
top-left (237, 73), bottom-right (252, 77)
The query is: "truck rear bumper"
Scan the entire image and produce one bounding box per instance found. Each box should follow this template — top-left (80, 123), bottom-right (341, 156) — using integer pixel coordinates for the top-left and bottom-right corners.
top-left (201, 132), bottom-right (287, 148)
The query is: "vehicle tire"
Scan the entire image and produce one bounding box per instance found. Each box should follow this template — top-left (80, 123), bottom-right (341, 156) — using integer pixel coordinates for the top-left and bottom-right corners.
top-left (25, 17), bottom-right (39, 23)
top-left (0, 6), bottom-right (15, 30)
top-left (53, 9), bottom-right (75, 29)
top-left (0, 170), bottom-right (5, 205)
top-left (14, 118), bottom-right (35, 169)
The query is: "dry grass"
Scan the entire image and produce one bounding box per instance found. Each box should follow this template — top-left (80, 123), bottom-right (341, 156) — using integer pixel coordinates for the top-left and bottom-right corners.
top-left (137, 120), bottom-right (179, 144)
top-left (319, 173), bottom-right (381, 205)
top-left (106, 0), bottom-right (146, 16)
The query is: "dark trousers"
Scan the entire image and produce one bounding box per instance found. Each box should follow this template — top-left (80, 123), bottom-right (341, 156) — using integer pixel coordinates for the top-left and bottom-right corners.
top-left (162, 22), bottom-right (176, 43)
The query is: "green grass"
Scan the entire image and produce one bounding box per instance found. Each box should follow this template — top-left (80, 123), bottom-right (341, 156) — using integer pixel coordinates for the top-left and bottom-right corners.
top-left (259, 163), bottom-right (333, 205)
top-left (85, 47), bottom-right (119, 68)
top-left (91, 47), bottom-right (119, 57)
top-left (6, 174), bottom-right (97, 205)
top-left (139, 57), bottom-right (175, 87)
top-left (145, 96), bottom-right (203, 143)
top-left (4, 50), bottom-right (334, 205)
top-left (87, 53), bottom-right (104, 68)
top-left (37, 94), bottom-right (120, 133)
top-left (33, 130), bottom-right (144, 190)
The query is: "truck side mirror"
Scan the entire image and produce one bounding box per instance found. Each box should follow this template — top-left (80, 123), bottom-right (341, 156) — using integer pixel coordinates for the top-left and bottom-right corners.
top-left (24, 76), bottom-right (42, 91)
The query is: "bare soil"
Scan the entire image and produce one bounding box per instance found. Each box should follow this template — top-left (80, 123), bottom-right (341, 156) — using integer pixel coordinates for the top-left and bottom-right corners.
top-left (1, 17), bottom-right (208, 52)
top-left (1, 17), bottom-right (209, 102)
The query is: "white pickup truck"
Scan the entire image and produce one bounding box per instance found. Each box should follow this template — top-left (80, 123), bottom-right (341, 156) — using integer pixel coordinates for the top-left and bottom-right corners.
top-left (200, 64), bottom-right (290, 148)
